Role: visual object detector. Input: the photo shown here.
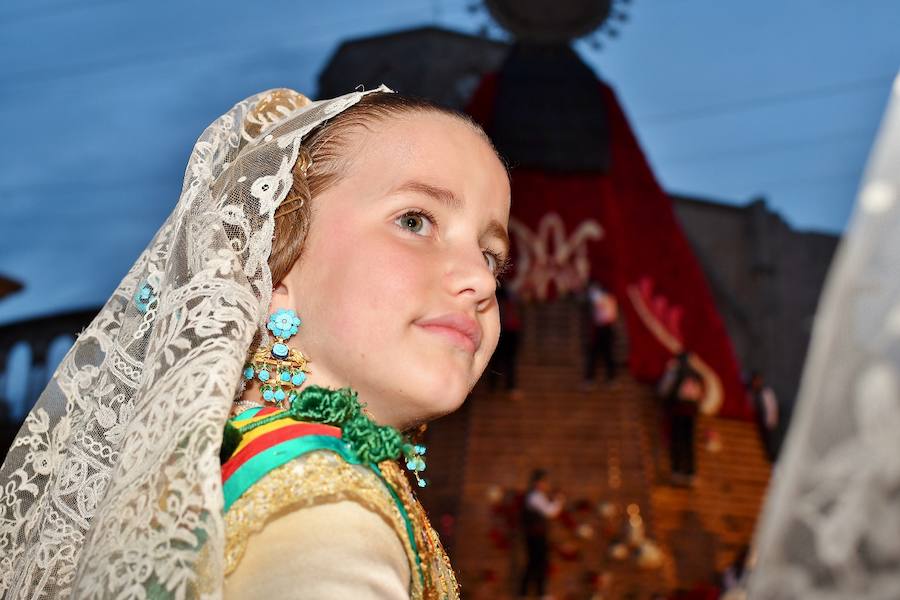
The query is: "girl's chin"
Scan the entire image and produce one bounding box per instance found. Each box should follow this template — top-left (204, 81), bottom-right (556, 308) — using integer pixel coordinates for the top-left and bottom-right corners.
top-left (409, 383), bottom-right (469, 421)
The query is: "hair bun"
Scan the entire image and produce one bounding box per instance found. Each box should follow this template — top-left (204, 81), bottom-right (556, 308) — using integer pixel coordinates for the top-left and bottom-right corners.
top-left (242, 88), bottom-right (312, 142)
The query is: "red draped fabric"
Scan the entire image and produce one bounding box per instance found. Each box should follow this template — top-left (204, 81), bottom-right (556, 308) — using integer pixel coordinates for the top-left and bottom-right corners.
top-left (468, 74), bottom-right (751, 419)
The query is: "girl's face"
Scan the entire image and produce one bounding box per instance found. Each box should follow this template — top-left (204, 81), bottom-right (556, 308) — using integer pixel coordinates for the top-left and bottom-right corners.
top-left (273, 111), bottom-right (511, 429)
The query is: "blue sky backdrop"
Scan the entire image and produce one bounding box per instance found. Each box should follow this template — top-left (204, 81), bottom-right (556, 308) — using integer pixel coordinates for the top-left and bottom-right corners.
top-left (1, 0), bottom-right (898, 325)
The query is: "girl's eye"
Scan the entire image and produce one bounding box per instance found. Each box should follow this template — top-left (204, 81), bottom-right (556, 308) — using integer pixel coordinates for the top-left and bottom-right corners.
top-left (484, 249), bottom-right (509, 277)
top-left (395, 209), bottom-right (509, 277)
top-left (396, 211), bottom-right (434, 235)
top-left (483, 251), bottom-right (498, 273)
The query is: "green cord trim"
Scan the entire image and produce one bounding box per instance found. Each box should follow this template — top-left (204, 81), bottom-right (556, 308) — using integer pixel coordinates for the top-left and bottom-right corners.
top-left (221, 386), bottom-right (412, 465)
top-left (372, 463), bottom-right (426, 589)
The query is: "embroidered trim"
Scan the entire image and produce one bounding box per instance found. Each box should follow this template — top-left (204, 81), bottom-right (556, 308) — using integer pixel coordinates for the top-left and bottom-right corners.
top-left (223, 434), bottom-right (347, 510)
top-left (379, 461), bottom-right (459, 600)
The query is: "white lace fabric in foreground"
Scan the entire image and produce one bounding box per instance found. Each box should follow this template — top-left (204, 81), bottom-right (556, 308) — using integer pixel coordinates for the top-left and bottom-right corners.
top-left (749, 73), bottom-right (900, 599)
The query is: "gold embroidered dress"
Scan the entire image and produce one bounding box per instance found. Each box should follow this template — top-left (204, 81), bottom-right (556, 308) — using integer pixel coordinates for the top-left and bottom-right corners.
top-left (219, 390), bottom-right (458, 600)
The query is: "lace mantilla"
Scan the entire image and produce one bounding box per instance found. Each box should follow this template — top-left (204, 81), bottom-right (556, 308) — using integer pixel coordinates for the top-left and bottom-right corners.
top-left (0, 86), bottom-right (389, 599)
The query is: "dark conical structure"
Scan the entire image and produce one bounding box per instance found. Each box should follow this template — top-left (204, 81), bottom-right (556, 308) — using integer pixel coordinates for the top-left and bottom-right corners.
top-left (482, 43), bottom-right (611, 172)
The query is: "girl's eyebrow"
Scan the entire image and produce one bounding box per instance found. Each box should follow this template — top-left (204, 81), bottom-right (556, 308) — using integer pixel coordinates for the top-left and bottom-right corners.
top-left (393, 179), bottom-right (510, 254)
top-left (393, 180), bottom-right (463, 210)
top-left (485, 220), bottom-right (511, 257)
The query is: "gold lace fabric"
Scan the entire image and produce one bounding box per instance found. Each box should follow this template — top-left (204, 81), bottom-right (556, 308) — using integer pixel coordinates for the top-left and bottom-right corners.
top-left (379, 460), bottom-right (459, 600)
top-left (223, 450), bottom-right (459, 600)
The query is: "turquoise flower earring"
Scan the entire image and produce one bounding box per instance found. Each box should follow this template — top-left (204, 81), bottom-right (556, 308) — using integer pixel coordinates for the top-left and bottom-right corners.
top-left (243, 309), bottom-right (311, 405)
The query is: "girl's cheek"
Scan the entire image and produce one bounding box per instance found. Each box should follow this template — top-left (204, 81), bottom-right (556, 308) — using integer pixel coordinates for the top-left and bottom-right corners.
top-left (375, 239), bottom-right (433, 288)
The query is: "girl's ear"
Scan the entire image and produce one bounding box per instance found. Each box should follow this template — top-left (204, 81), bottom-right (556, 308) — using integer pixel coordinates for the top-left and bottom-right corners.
top-left (272, 279), bottom-right (289, 296)
top-left (268, 279), bottom-right (292, 315)
top-left (269, 250), bottom-right (309, 315)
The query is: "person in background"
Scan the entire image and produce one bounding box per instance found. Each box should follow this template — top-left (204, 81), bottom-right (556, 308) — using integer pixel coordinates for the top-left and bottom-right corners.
top-left (582, 280), bottom-right (618, 389)
top-left (747, 371), bottom-right (779, 462)
top-left (658, 351), bottom-right (704, 485)
top-left (520, 469), bottom-right (564, 599)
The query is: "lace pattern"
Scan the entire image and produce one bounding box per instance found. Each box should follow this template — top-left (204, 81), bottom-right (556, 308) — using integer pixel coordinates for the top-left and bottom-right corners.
top-left (0, 87), bottom-right (388, 599)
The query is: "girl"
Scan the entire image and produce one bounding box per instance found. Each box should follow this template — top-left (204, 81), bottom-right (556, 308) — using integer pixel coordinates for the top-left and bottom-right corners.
top-left (0, 86), bottom-right (511, 599)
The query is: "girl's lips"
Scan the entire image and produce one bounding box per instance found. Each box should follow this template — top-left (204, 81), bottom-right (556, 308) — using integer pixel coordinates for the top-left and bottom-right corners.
top-left (415, 313), bottom-right (482, 354)
top-left (418, 324), bottom-right (477, 353)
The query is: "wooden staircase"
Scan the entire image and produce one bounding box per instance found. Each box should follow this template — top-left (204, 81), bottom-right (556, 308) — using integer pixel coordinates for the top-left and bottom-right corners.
top-left (420, 298), bottom-right (771, 599)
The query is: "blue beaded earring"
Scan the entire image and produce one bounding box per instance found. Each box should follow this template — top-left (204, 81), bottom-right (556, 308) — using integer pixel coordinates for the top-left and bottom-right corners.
top-left (243, 309), bottom-right (311, 405)
top-left (404, 423), bottom-right (429, 488)
top-left (405, 444), bottom-right (428, 488)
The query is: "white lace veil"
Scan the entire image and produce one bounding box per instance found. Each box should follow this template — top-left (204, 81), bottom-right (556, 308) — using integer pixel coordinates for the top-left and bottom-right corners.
top-left (0, 85), bottom-right (389, 599)
top-left (749, 73), bottom-right (900, 598)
